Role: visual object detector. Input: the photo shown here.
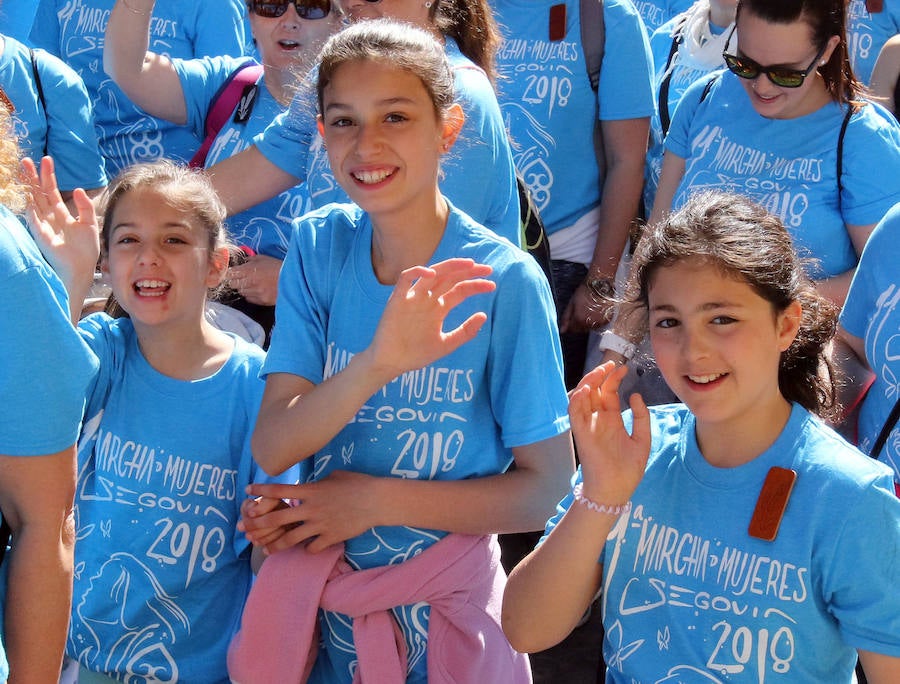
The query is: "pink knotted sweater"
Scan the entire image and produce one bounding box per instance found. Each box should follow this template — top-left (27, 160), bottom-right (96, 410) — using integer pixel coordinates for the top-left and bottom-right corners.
top-left (228, 533), bottom-right (531, 683)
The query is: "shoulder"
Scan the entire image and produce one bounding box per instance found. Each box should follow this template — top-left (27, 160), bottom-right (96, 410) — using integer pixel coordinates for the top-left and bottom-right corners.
top-left (844, 100), bottom-right (900, 141)
top-left (446, 205), bottom-right (537, 278)
top-left (77, 312), bottom-right (134, 347)
top-left (794, 408), bottom-right (894, 490)
top-left (601, 0), bottom-right (643, 23)
top-left (293, 202), bottom-right (364, 245)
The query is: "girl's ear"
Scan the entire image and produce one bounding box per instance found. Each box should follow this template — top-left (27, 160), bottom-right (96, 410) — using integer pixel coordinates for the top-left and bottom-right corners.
top-left (206, 246), bottom-right (230, 288)
top-left (440, 104), bottom-right (465, 154)
top-left (819, 34), bottom-right (842, 67)
top-left (777, 300), bottom-right (803, 352)
top-left (317, 115), bottom-right (326, 141)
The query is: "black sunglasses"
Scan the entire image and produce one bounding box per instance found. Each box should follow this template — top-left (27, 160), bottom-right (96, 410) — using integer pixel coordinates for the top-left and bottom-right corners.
top-left (722, 25), bottom-right (827, 88)
top-left (249, 0), bottom-right (331, 19)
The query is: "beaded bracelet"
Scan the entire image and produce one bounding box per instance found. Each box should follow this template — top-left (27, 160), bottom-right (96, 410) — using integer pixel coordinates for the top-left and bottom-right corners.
top-left (573, 483), bottom-right (632, 516)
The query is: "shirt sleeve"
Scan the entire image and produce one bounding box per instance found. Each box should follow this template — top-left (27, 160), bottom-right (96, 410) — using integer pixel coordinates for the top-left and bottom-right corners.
top-left (598, 0), bottom-right (656, 121)
top-left (0, 267), bottom-right (95, 456)
top-left (35, 50), bottom-right (108, 191)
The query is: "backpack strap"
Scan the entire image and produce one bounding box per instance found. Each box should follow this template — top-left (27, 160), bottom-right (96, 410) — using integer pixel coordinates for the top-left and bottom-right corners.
top-left (190, 60), bottom-right (264, 168)
top-left (657, 16), bottom-right (689, 138)
top-left (580, 0), bottom-right (605, 92)
top-left (836, 106), bottom-right (853, 212)
top-left (870, 394), bottom-right (900, 459)
top-left (30, 49), bottom-right (49, 157)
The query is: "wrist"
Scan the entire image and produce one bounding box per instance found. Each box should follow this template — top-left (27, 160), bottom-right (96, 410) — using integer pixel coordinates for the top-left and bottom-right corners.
top-left (596, 330), bottom-right (636, 360)
top-left (583, 274), bottom-right (616, 301)
top-left (572, 483), bottom-right (631, 517)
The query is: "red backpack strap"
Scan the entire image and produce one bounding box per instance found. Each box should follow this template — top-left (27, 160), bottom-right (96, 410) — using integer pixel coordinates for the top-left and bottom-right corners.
top-left (190, 60), bottom-right (264, 168)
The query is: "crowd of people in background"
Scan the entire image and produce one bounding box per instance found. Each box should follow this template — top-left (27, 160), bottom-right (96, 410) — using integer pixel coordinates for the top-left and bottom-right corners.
top-left (0, 0), bottom-right (899, 682)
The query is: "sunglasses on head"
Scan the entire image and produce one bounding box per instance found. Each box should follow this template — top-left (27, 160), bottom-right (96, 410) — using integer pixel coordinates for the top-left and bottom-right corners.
top-left (721, 25), bottom-right (827, 88)
top-left (249, 0), bottom-right (332, 19)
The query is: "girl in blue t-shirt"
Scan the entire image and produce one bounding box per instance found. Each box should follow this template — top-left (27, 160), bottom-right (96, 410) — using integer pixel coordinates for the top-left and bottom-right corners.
top-left (25, 158), bottom-right (293, 683)
top-left (503, 191), bottom-right (900, 682)
top-left (235, 19), bottom-right (573, 684)
top-left (651, 0), bottom-right (900, 306)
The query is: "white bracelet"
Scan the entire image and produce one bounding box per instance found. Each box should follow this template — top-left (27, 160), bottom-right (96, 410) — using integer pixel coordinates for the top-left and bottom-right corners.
top-left (573, 483), bottom-right (632, 516)
top-left (597, 330), bottom-right (636, 360)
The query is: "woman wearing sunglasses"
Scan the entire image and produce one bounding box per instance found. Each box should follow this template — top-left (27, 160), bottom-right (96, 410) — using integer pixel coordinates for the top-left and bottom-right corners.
top-left (650, 0), bottom-right (900, 306)
top-left (204, 0), bottom-right (521, 248)
top-left (104, 0), bottom-right (343, 345)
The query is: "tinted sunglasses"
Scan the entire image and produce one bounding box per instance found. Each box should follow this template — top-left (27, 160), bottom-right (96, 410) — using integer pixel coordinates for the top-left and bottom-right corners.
top-left (722, 25), bottom-right (827, 88)
top-left (249, 0), bottom-right (331, 19)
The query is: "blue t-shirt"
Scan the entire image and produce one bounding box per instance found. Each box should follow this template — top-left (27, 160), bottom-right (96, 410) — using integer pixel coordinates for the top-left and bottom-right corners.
top-left (492, 0), bottom-right (655, 235)
top-left (174, 55), bottom-right (299, 260)
top-left (841, 202), bottom-right (900, 482)
top-left (29, 0), bottom-right (248, 175)
top-left (666, 70), bottom-right (900, 278)
top-left (846, 0), bottom-right (900, 85)
top-left (543, 403), bottom-right (900, 682)
top-left (256, 38), bottom-right (521, 247)
top-left (0, 35), bottom-right (107, 191)
top-left (263, 202), bottom-right (570, 682)
top-left (68, 315), bottom-right (296, 683)
top-left (644, 13), bottom-right (730, 212)
top-left (0, 205), bottom-right (97, 682)
top-left (0, 1), bottom-right (38, 44)
top-left (631, 0), bottom-right (693, 34)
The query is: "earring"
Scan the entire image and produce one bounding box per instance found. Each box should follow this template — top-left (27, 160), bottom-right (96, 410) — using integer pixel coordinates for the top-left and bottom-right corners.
top-left (425, 1), bottom-right (432, 7)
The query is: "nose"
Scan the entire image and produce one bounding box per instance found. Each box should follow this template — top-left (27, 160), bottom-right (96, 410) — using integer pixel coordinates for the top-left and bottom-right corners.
top-left (281, 3), bottom-right (302, 26)
top-left (355, 122), bottom-right (383, 157)
top-left (680, 324), bottom-right (710, 361)
top-left (137, 243), bottom-right (161, 267)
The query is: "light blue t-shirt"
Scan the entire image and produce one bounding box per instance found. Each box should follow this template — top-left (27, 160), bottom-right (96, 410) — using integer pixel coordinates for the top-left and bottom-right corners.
top-left (666, 70), bottom-right (900, 278)
top-left (632, 0), bottom-right (693, 34)
top-left (29, 0), bottom-right (248, 175)
top-left (263, 201), bottom-right (570, 683)
top-left (492, 0), bottom-right (655, 235)
top-left (543, 403), bottom-right (900, 682)
top-left (174, 55), bottom-right (299, 260)
top-left (68, 314), bottom-right (296, 683)
top-left (0, 205), bottom-right (97, 682)
top-left (841, 202), bottom-right (900, 482)
top-left (256, 38), bottom-right (521, 247)
top-left (644, 13), bottom-right (730, 212)
top-left (0, 35), bottom-right (107, 191)
top-left (846, 0), bottom-right (900, 85)
top-left (0, 1), bottom-right (38, 44)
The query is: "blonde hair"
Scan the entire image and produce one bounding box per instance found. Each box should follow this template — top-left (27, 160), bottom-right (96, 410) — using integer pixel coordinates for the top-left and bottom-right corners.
top-left (0, 106), bottom-right (26, 213)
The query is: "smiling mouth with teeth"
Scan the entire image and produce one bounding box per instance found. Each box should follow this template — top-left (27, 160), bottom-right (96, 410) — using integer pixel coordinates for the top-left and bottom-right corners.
top-left (353, 169), bottom-right (394, 184)
top-left (134, 279), bottom-right (171, 297)
top-left (688, 373), bottom-right (725, 384)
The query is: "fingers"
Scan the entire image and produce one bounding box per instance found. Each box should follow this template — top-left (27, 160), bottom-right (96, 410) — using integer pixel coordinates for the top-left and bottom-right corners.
top-left (627, 392), bottom-right (652, 458)
top-left (440, 311), bottom-right (488, 354)
top-left (71, 188), bottom-right (98, 227)
top-left (245, 482), bottom-right (304, 502)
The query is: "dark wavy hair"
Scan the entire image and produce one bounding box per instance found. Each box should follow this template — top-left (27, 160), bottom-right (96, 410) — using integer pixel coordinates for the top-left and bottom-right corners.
top-left (620, 191), bottom-right (840, 420)
top-left (736, 0), bottom-right (866, 106)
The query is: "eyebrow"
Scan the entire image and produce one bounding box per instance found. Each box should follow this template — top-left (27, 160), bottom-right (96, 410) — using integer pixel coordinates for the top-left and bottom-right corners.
top-left (324, 96), bottom-right (419, 113)
top-left (650, 301), bottom-right (744, 313)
